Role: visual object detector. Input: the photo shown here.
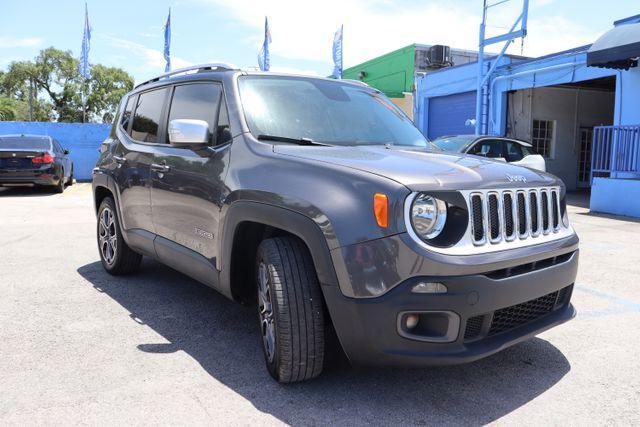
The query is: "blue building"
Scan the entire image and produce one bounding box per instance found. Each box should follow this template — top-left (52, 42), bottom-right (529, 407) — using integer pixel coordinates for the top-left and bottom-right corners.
top-left (415, 15), bottom-right (640, 217)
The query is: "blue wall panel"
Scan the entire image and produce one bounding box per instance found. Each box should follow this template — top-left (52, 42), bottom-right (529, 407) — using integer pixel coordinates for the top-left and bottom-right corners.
top-left (426, 91), bottom-right (476, 139)
top-left (0, 122), bottom-right (111, 181)
top-left (591, 177), bottom-right (640, 218)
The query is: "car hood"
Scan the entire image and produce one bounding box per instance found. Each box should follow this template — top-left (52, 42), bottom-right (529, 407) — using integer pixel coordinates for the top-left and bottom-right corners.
top-left (274, 145), bottom-right (559, 191)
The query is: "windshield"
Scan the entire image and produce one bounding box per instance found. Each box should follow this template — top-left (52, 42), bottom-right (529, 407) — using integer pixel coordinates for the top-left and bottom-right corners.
top-left (0, 136), bottom-right (51, 151)
top-left (431, 136), bottom-right (476, 152)
top-left (238, 76), bottom-right (431, 148)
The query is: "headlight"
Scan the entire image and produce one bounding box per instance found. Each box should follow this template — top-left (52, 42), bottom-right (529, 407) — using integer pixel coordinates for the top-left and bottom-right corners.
top-left (411, 194), bottom-right (447, 240)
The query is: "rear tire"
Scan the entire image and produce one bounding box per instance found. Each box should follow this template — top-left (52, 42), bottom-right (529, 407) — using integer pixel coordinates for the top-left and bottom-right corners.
top-left (97, 197), bottom-right (142, 275)
top-left (256, 236), bottom-right (326, 383)
top-left (55, 171), bottom-right (65, 193)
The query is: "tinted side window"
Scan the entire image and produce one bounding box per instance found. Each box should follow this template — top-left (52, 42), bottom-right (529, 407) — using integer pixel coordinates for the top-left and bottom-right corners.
top-left (217, 96), bottom-right (232, 146)
top-left (52, 140), bottom-right (63, 153)
top-left (131, 89), bottom-right (167, 143)
top-left (504, 141), bottom-right (524, 162)
top-left (469, 140), bottom-right (504, 159)
top-left (120, 96), bottom-right (136, 133)
top-left (168, 83), bottom-right (221, 145)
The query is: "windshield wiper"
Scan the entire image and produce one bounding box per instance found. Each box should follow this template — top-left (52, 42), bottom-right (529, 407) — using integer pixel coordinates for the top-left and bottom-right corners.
top-left (257, 134), bottom-right (330, 146)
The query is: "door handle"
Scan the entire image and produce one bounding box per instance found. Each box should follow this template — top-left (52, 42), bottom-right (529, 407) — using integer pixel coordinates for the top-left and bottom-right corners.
top-left (151, 163), bottom-right (171, 173)
top-left (113, 155), bottom-right (126, 164)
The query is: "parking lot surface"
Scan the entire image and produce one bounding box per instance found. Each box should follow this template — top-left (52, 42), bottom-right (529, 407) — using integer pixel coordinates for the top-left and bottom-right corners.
top-left (1, 184), bottom-right (639, 425)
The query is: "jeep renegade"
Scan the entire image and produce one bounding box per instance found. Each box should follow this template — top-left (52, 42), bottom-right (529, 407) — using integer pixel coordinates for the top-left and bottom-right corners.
top-left (92, 64), bottom-right (578, 383)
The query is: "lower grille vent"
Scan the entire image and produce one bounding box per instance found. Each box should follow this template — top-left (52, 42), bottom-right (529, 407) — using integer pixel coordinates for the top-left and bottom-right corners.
top-left (488, 290), bottom-right (559, 336)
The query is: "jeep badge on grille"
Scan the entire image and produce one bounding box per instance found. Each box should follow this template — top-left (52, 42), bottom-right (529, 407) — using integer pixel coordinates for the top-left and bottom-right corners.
top-left (506, 174), bottom-right (527, 183)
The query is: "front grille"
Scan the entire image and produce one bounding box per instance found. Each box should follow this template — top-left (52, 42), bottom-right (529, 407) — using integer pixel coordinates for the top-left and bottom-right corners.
top-left (488, 194), bottom-right (500, 240)
top-left (469, 187), bottom-right (563, 246)
top-left (464, 315), bottom-right (484, 339)
top-left (471, 195), bottom-right (484, 242)
top-left (530, 192), bottom-right (539, 234)
top-left (517, 192), bottom-right (527, 235)
top-left (463, 285), bottom-right (573, 343)
top-left (488, 289), bottom-right (560, 336)
top-left (503, 193), bottom-right (514, 238)
top-left (485, 251), bottom-right (574, 280)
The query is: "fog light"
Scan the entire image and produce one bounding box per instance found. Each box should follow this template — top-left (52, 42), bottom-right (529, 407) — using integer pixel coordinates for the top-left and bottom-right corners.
top-left (412, 282), bottom-right (447, 294)
top-left (405, 314), bottom-right (419, 329)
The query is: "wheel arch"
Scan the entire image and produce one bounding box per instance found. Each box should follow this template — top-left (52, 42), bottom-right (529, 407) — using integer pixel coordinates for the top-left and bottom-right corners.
top-left (219, 201), bottom-right (339, 304)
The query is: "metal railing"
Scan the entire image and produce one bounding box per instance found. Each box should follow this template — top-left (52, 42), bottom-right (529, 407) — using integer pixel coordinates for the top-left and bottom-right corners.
top-left (591, 125), bottom-right (640, 182)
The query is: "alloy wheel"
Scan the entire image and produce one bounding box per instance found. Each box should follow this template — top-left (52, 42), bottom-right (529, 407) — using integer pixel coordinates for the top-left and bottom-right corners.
top-left (258, 261), bottom-right (276, 363)
top-left (98, 207), bottom-right (118, 265)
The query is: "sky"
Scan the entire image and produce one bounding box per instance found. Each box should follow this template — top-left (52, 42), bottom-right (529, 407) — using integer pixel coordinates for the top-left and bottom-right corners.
top-left (0, 0), bottom-right (638, 84)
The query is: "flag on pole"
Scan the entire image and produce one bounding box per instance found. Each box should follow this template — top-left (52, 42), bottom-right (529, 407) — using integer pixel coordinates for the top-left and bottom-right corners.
top-left (332, 25), bottom-right (343, 79)
top-left (257, 17), bottom-right (271, 71)
top-left (78, 3), bottom-right (92, 79)
top-left (163, 8), bottom-right (171, 72)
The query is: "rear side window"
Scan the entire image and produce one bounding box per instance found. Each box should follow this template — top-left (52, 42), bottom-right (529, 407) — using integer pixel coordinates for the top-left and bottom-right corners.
top-left (167, 83), bottom-right (222, 146)
top-left (469, 140), bottom-right (504, 159)
top-left (52, 139), bottom-right (64, 153)
top-left (120, 96), bottom-right (136, 133)
top-left (131, 88), bottom-right (168, 143)
top-left (504, 141), bottom-right (524, 162)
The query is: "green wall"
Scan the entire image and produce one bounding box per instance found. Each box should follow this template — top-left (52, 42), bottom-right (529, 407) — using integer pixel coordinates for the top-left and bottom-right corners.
top-left (342, 44), bottom-right (415, 98)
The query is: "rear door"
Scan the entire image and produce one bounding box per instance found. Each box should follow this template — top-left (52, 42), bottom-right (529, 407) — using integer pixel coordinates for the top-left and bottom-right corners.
top-left (150, 81), bottom-right (232, 268)
top-left (111, 88), bottom-right (169, 237)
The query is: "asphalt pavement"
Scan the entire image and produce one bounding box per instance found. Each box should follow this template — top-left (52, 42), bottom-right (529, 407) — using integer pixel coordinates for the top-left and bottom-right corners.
top-left (1, 184), bottom-right (638, 425)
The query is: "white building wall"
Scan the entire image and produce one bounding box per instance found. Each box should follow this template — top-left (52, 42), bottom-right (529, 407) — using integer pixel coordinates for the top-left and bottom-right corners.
top-left (507, 87), bottom-right (614, 190)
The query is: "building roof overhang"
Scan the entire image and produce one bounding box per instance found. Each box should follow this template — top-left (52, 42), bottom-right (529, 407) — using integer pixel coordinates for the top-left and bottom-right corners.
top-left (587, 22), bottom-right (640, 70)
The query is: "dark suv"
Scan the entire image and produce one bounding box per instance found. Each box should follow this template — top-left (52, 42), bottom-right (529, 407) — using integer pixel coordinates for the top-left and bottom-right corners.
top-left (92, 64), bottom-right (578, 383)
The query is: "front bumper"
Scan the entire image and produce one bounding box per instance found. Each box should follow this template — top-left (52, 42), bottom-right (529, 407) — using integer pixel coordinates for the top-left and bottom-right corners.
top-left (322, 245), bottom-right (578, 367)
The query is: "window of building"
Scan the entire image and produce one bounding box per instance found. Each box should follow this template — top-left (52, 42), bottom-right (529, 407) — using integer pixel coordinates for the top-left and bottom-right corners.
top-left (532, 119), bottom-right (554, 158)
top-left (131, 88), bottom-right (168, 143)
top-left (168, 83), bottom-right (222, 146)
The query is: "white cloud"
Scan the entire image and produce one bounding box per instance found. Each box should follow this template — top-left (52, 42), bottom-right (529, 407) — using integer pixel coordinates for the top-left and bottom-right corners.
top-left (0, 36), bottom-right (43, 48)
top-left (197, 0), bottom-right (599, 67)
top-left (101, 35), bottom-right (193, 82)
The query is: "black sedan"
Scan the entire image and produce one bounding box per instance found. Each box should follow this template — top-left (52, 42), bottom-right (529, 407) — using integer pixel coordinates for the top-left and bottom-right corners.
top-left (0, 134), bottom-right (73, 193)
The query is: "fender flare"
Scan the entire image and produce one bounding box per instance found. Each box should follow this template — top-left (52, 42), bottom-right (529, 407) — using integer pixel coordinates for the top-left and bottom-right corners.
top-left (218, 200), bottom-right (339, 300)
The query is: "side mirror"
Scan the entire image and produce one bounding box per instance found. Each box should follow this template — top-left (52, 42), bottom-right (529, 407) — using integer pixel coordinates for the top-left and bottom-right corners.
top-left (63, 149), bottom-right (70, 155)
top-left (168, 119), bottom-right (210, 147)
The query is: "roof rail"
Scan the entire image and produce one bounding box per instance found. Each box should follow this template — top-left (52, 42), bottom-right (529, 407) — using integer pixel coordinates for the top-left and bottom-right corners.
top-left (343, 79), bottom-right (370, 87)
top-left (135, 63), bottom-right (239, 88)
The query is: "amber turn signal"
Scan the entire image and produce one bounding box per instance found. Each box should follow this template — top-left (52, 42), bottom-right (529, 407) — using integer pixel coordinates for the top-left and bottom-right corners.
top-left (374, 193), bottom-right (388, 228)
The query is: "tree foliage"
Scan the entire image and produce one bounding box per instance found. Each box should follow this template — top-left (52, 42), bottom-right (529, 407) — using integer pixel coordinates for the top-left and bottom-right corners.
top-left (0, 47), bottom-right (134, 123)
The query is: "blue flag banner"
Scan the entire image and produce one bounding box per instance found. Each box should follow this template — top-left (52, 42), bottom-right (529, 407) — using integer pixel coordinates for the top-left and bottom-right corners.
top-left (258, 17), bottom-right (271, 71)
top-left (332, 25), bottom-right (343, 79)
top-left (78, 3), bottom-right (92, 79)
top-left (164, 9), bottom-right (171, 72)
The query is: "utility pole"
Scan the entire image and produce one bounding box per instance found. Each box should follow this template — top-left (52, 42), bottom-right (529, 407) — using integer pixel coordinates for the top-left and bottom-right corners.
top-left (28, 78), bottom-right (34, 121)
top-left (475, 0), bottom-right (529, 135)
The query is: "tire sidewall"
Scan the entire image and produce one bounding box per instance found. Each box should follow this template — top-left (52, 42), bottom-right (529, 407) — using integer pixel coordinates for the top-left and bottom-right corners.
top-left (256, 247), bottom-right (282, 379)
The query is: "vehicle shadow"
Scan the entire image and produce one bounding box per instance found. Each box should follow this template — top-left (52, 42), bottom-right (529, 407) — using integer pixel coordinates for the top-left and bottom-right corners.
top-left (77, 260), bottom-right (571, 425)
top-left (0, 187), bottom-right (57, 197)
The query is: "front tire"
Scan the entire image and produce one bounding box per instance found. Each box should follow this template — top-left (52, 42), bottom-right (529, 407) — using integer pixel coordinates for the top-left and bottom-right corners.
top-left (256, 237), bottom-right (326, 383)
top-left (97, 197), bottom-right (142, 275)
top-left (55, 171), bottom-right (65, 193)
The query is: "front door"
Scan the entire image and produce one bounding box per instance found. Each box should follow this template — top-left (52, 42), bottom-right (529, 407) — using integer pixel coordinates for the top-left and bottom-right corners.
top-left (150, 82), bottom-right (232, 268)
top-left (577, 127), bottom-right (593, 188)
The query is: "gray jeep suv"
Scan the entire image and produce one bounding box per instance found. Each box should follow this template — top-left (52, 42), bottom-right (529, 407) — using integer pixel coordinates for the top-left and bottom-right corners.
top-left (92, 64), bottom-right (578, 383)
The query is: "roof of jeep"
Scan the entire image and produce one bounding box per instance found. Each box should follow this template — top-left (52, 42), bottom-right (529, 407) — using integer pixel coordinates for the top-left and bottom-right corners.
top-left (132, 64), bottom-right (371, 95)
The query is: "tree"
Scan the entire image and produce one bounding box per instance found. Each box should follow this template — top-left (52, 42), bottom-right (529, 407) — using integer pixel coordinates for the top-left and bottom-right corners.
top-left (1, 47), bottom-right (134, 123)
top-left (87, 64), bottom-right (134, 123)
